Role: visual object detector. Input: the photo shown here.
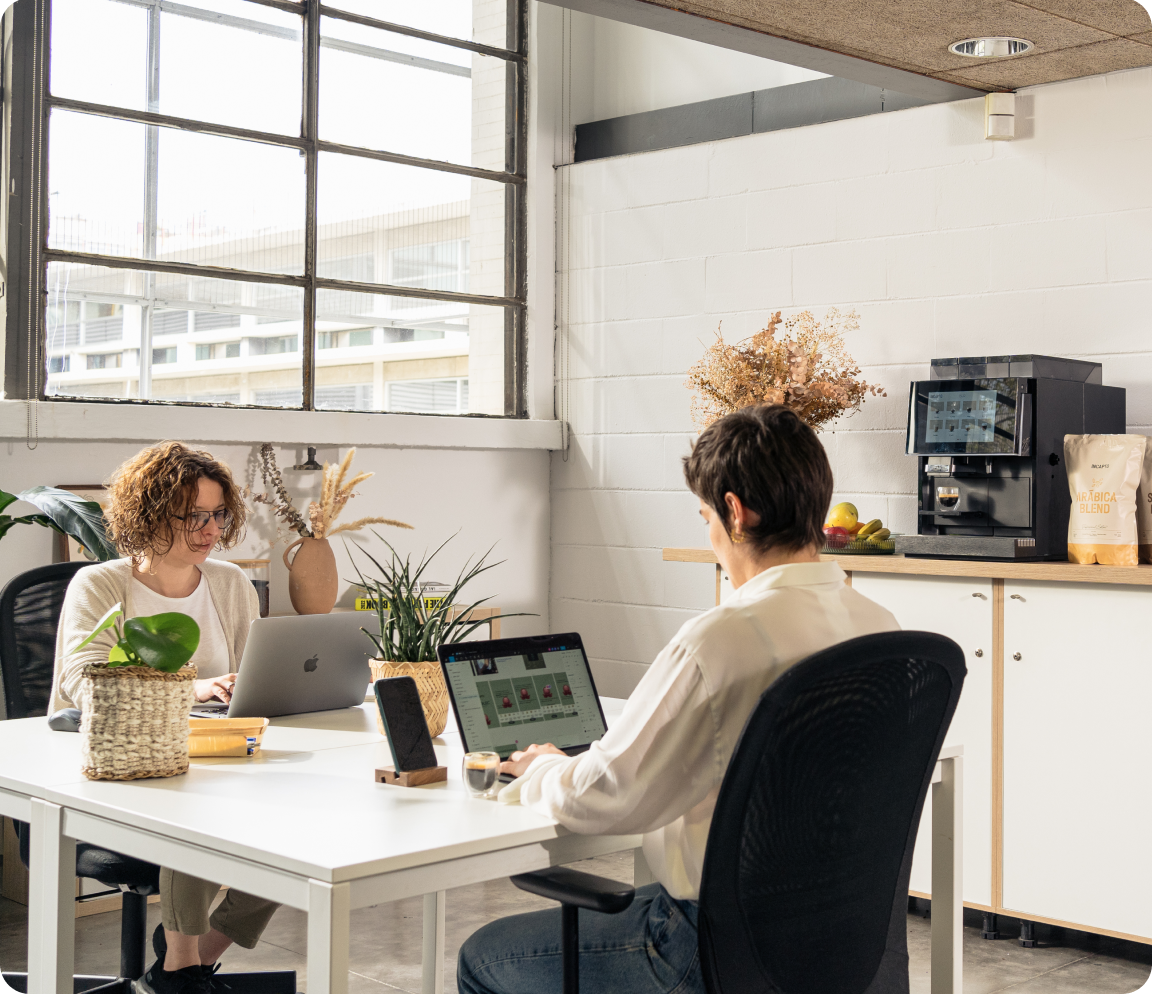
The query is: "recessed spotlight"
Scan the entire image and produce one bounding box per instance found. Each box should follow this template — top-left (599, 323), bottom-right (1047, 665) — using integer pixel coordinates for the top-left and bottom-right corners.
top-left (950, 37), bottom-right (1034, 58)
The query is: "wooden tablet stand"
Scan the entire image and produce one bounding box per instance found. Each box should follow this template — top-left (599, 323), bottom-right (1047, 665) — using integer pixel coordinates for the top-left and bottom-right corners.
top-left (375, 765), bottom-right (448, 787)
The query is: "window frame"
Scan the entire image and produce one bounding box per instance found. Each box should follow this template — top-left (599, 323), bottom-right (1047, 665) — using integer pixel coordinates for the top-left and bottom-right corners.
top-left (3, 0), bottom-right (529, 416)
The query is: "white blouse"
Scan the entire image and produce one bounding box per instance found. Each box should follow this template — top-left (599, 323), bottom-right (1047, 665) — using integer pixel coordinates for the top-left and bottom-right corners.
top-left (128, 570), bottom-right (231, 680)
top-left (500, 560), bottom-right (900, 900)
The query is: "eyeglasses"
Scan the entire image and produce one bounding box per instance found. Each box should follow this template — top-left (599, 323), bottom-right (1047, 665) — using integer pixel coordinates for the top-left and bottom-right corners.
top-left (176, 509), bottom-right (232, 532)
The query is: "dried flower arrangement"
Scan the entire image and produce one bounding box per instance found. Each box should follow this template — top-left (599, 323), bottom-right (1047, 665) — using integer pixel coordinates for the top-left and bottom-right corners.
top-left (686, 309), bottom-right (885, 432)
top-left (250, 444), bottom-right (412, 540)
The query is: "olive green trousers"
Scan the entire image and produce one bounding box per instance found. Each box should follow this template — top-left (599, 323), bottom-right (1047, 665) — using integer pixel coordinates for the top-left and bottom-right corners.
top-left (160, 867), bottom-right (281, 949)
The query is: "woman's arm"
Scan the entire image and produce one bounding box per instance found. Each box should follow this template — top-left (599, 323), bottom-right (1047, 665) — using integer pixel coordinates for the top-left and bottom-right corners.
top-left (509, 641), bottom-right (720, 837)
top-left (53, 568), bottom-right (124, 711)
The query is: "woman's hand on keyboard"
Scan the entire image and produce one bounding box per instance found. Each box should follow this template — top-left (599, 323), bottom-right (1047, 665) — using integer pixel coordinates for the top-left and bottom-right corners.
top-left (194, 673), bottom-right (238, 703)
top-left (501, 742), bottom-right (566, 778)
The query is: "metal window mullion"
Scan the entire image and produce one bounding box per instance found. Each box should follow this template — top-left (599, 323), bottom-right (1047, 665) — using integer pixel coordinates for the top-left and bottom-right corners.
top-left (503, 0), bottom-right (528, 417)
top-left (139, 1), bottom-right (161, 400)
top-left (22, 0), bottom-right (50, 405)
top-left (301, 0), bottom-right (319, 410)
top-left (43, 248), bottom-right (309, 287)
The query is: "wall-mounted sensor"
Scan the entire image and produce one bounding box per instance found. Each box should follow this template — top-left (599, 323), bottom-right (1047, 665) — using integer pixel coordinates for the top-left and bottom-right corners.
top-left (985, 92), bottom-right (1015, 140)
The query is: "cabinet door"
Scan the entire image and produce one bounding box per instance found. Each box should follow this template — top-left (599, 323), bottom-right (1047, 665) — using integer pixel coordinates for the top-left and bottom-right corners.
top-left (850, 573), bottom-right (994, 908)
top-left (1003, 580), bottom-right (1152, 938)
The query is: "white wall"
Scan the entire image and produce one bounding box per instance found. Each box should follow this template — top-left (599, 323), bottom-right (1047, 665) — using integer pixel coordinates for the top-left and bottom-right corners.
top-left (553, 67), bottom-right (1152, 696)
top-left (2, 436), bottom-right (550, 634)
top-left (566, 11), bottom-right (825, 126)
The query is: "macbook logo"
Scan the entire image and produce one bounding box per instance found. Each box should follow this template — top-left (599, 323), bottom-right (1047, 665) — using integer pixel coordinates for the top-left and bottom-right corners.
top-left (304, 655), bottom-right (319, 673)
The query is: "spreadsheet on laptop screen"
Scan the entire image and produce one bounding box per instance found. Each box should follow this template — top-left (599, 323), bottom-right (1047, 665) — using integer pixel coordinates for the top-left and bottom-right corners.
top-left (442, 646), bottom-right (606, 757)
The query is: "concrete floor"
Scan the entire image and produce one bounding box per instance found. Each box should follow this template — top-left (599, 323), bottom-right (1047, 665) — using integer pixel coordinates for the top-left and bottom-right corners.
top-left (2, 851), bottom-right (1149, 993)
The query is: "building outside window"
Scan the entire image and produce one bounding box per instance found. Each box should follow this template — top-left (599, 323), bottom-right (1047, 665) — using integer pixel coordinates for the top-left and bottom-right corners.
top-left (13, 0), bottom-right (527, 417)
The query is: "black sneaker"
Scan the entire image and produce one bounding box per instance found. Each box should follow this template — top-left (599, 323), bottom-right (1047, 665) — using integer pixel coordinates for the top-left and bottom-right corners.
top-left (132, 962), bottom-right (210, 994)
top-left (150, 925), bottom-right (230, 993)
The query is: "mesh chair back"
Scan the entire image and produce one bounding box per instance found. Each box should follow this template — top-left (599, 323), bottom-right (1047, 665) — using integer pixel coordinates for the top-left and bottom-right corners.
top-left (698, 631), bottom-right (965, 994)
top-left (0, 562), bottom-right (93, 719)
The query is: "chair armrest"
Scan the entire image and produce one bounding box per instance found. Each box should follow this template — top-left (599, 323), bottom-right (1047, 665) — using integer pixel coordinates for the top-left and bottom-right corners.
top-left (511, 867), bottom-right (635, 914)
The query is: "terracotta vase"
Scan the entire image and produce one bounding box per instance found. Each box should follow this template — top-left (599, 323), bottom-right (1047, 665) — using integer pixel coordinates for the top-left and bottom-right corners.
top-left (283, 537), bottom-right (338, 615)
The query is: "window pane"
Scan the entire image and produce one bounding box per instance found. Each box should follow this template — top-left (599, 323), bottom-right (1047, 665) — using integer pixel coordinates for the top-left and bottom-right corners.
top-left (320, 16), bottom-right (505, 172)
top-left (317, 152), bottom-right (506, 300)
top-left (51, 0), bottom-right (148, 111)
top-left (45, 262), bottom-right (303, 408)
top-left (323, 1), bottom-right (472, 44)
top-left (312, 289), bottom-right (504, 415)
top-left (159, 1), bottom-right (302, 135)
top-left (49, 110), bottom-right (306, 274)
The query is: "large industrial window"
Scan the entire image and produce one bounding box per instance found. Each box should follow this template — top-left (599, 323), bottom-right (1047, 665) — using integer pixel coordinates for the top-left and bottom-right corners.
top-left (4, 0), bottom-right (527, 416)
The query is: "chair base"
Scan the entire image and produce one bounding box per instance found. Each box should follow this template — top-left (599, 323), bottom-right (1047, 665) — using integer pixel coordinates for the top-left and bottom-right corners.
top-left (2, 973), bottom-right (296, 994)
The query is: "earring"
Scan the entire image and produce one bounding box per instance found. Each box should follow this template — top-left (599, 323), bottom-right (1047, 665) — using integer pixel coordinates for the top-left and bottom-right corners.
top-left (730, 528), bottom-right (746, 545)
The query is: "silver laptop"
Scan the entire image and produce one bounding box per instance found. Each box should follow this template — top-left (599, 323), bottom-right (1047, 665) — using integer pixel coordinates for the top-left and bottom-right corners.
top-left (193, 613), bottom-right (378, 719)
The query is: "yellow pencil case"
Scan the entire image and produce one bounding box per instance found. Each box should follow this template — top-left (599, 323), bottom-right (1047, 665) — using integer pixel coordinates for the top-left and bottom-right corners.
top-left (188, 717), bottom-right (269, 757)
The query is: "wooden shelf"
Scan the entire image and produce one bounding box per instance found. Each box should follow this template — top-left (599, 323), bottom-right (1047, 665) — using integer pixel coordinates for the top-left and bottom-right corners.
top-left (662, 548), bottom-right (1152, 587)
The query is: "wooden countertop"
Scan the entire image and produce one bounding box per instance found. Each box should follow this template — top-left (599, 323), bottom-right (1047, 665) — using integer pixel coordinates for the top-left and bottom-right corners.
top-left (662, 548), bottom-right (1152, 586)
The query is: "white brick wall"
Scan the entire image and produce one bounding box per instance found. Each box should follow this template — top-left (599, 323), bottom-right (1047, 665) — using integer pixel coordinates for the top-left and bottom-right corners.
top-left (552, 67), bottom-right (1152, 697)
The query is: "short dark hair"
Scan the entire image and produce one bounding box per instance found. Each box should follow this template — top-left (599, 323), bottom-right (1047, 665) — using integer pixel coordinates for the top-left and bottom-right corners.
top-left (682, 405), bottom-right (833, 555)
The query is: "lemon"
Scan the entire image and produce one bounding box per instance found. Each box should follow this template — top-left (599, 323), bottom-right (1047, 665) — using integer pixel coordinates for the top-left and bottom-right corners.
top-left (826, 502), bottom-right (858, 531)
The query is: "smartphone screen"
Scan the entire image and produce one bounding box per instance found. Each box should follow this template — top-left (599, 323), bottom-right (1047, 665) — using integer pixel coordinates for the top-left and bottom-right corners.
top-left (374, 677), bottom-right (439, 771)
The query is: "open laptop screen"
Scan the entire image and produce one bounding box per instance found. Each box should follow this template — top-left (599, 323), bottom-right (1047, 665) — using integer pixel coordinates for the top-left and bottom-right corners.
top-left (439, 634), bottom-right (608, 759)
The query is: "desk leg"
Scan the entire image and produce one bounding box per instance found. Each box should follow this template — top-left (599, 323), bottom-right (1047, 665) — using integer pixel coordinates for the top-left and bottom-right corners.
top-left (421, 891), bottom-right (445, 994)
top-left (27, 799), bottom-right (74, 994)
top-left (308, 880), bottom-right (350, 994)
top-left (931, 756), bottom-right (963, 994)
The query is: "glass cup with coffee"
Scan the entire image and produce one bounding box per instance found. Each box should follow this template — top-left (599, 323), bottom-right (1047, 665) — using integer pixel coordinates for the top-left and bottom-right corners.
top-left (462, 751), bottom-right (501, 798)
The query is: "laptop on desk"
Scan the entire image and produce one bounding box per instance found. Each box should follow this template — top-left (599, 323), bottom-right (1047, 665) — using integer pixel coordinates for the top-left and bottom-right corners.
top-left (192, 613), bottom-right (378, 719)
top-left (437, 633), bottom-right (609, 771)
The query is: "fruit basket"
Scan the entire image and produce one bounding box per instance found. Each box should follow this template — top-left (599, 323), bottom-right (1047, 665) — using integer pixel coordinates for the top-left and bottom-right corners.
top-left (822, 537), bottom-right (896, 555)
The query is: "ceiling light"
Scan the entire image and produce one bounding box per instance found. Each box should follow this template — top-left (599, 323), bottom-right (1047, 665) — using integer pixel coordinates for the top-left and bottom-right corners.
top-left (950, 37), bottom-right (1034, 58)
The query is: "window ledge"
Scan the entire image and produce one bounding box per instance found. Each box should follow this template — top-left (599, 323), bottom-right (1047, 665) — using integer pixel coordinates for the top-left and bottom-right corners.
top-left (0, 400), bottom-right (563, 450)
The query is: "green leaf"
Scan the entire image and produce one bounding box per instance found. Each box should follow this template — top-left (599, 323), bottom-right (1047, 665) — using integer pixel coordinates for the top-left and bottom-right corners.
top-left (14, 487), bottom-right (119, 561)
top-left (107, 644), bottom-right (131, 665)
top-left (70, 603), bottom-right (124, 654)
top-left (123, 613), bottom-right (200, 672)
top-left (0, 490), bottom-right (18, 515)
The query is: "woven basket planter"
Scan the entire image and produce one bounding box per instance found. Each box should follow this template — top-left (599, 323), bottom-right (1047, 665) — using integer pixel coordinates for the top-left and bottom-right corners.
top-left (79, 664), bottom-right (196, 781)
top-left (370, 660), bottom-right (449, 738)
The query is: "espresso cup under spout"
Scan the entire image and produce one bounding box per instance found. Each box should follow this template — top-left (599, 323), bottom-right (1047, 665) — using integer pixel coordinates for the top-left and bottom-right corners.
top-left (936, 486), bottom-right (960, 510)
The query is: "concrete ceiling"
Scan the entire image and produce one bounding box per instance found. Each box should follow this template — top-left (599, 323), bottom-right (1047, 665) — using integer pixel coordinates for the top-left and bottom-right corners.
top-left (548, 0), bottom-right (1152, 96)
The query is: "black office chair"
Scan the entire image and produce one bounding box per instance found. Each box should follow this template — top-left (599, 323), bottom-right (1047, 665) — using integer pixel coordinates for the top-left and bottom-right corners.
top-left (512, 630), bottom-right (966, 994)
top-left (0, 563), bottom-right (293, 994)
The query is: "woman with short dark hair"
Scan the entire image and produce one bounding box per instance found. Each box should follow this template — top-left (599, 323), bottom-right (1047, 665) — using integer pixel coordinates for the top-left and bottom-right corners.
top-left (457, 405), bottom-right (899, 994)
top-left (52, 441), bottom-right (278, 994)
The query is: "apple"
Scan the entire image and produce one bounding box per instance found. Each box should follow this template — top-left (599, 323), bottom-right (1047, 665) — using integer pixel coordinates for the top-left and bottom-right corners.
top-left (823, 525), bottom-right (849, 549)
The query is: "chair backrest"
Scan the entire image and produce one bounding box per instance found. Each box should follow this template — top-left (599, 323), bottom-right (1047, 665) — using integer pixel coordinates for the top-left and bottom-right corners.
top-left (698, 630), bottom-right (966, 994)
top-left (0, 561), bottom-right (93, 720)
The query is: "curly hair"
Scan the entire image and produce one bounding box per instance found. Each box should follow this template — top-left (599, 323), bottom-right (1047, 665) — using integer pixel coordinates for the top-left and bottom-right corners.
top-left (105, 441), bottom-right (246, 565)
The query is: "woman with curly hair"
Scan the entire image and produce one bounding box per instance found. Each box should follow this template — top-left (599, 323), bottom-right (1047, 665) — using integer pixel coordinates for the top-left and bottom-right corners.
top-left (51, 441), bottom-right (278, 994)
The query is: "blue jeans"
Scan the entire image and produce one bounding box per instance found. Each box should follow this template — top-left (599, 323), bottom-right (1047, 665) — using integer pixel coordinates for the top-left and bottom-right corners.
top-left (457, 883), bottom-right (703, 994)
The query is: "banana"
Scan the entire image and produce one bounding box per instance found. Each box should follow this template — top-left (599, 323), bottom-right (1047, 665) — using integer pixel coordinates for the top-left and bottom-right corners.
top-left (857, 519), bottom-right (884, 538)
top-left (867, 528), bottom-right (892, 542)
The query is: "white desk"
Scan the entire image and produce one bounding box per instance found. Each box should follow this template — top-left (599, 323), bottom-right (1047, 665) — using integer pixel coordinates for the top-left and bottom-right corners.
top-left (0, 702), bottom-right (962, 994)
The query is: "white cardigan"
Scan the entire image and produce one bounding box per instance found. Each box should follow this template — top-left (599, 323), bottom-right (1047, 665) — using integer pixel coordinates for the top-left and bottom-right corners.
top-left (501, 560), bottom-right (901, 901)
top-left (50, 558), bottom-right (260, 714)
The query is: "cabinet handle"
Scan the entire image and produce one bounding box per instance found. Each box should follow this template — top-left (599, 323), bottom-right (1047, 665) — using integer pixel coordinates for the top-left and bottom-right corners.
top-left (974, 649), bottom-right (984, 657)
top-left (1010, 594), bottom-right (1025, 601)
top-left (1013, 652), bottom-right (1022, 661)
top-left (971, 592), bottom-right (987, 599)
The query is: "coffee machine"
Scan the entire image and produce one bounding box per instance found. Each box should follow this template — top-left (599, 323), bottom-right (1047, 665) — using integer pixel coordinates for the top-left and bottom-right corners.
top-left (901, 355), bottom-right (1125, 560)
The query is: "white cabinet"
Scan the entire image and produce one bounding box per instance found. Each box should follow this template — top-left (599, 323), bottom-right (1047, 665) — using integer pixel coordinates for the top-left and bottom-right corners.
top-left (850, 573), bottom-right (994, 908)
top-left (1002, 580), bottom-right (1152, 939)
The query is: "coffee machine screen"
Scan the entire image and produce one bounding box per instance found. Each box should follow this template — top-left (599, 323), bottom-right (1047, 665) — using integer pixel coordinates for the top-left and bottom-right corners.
top-left (907, 377), bottom-right (1029, 457)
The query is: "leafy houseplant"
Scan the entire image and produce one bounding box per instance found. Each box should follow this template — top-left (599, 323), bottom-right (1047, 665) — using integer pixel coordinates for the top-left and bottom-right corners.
top-left (349, 534), bottom-right (534, 737)
top-left (70, 604), bottom-right (201, 782)
top-left (250, 445), bottom-right (411, 614)
top-left (0, 486), bottom-right (118, 560)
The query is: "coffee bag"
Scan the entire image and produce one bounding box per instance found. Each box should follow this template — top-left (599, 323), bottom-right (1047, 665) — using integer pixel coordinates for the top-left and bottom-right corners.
top-left (1138, 438), bottom-right (1152, 563)
top-left (1064, 434), bottom-right (1146, 566)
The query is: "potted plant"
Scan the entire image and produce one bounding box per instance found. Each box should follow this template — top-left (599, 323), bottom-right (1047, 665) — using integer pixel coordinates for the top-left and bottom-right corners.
top-left (70, 604), bottom-right (200, 780)
top-left (0, 486), bottom-right (118, 560)
top-left (250, 445), bottom-right (411, 614)
top-left (349, 534), bottom-right (534, 737)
